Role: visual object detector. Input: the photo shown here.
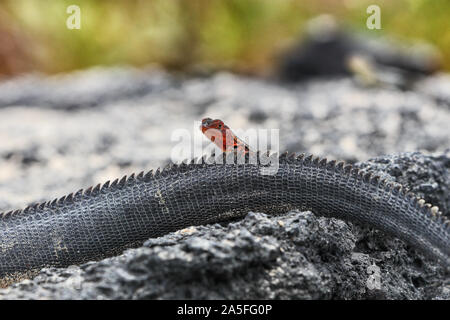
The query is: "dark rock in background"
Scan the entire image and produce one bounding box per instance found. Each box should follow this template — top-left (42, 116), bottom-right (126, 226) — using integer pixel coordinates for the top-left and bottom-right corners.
top-left (0, 68), bottom-right (173, 110)
top-left (0, 66), bottom-right (448, 299)
top-left (277, 15), bottom-right (441, 88)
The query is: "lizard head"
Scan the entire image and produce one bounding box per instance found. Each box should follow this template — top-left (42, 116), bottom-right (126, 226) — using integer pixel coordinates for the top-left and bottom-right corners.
top-left (200, 118), bottom-right (227, 133)
top-left (200, 118), bottom-right (252, 154)
top-left (200, 118), bottom-right (231, 150)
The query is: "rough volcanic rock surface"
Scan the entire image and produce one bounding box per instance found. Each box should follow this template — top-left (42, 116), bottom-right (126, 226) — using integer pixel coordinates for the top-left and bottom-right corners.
top-left (0, 68), bottom-right (448, 299)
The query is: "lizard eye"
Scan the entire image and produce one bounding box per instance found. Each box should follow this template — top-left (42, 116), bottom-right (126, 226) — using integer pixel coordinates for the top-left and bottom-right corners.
top-left (218, 124), bottom-right (222, 129)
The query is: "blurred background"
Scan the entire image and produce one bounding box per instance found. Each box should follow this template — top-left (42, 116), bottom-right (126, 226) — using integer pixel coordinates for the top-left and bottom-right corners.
top-left (0, 0), bottom-right (449, 77)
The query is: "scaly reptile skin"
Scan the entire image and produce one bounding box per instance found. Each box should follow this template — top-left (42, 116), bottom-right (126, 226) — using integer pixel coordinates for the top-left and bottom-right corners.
top-left (0, 152), bottom-right (449, 285)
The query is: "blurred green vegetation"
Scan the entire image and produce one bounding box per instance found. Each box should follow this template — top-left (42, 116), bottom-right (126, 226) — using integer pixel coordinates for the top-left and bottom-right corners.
top-left (0, 0), bottom-right (449, 76)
